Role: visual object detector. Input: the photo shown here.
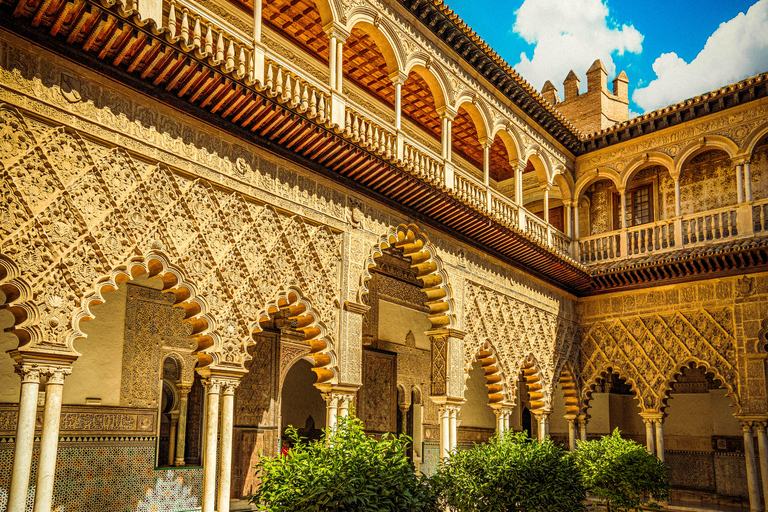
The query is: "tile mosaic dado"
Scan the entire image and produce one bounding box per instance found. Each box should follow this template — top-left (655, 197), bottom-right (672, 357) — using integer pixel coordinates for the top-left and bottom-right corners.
top-left (0, 437), bottom-right (203, 512)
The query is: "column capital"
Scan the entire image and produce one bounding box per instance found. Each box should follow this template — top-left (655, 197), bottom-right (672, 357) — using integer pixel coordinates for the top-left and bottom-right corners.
top-left (532, 409), bottom-right (552, 420)
top-left (40, 366), bottom-right (72, 385)
top-left (14, 364), bottom-right (42, 384)
top-left (640, 411), bottom-right (664, 422)
top-left (436, 105), bottom-right (457, 121)
top-left (388, 70), bottom-right (408, 86)
top-left (539, 182), bottom-right (552, 192)
top-left (176, 381), bottom-right (193, 395)
top-left (478, 137), bottom-right (493, 150)
top-left (322, 22), bottom-right (350, 42)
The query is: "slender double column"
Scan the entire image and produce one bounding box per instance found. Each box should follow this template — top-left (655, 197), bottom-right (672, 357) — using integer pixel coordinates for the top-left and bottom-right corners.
top-left (33, 366), bottom-right (71, 512)
top-left (8, 365), bottom-right (41, 512)
top-left (578, 414), bottom-right (588, 442)
top-left (754, 421), bottom-right (768, 508)
top-left (438, 404), bottom-right (461, 458)
top-left (643, 418), bottom-right (656, 455)
top-left (740, 419), bottom-right (763, 512)
top-left (201, 379), bottom-right (221, 512)
top-left (534, 411), bottom-right (550, 441)
top-left (494, 407), bottom-right (512, 434)
top-left (217, 380), bottom-right (239, 512)
top-left (654, 419), bottom-right (665, 462)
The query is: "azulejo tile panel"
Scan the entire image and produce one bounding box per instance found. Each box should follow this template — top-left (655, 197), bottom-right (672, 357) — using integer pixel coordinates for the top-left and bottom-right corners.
top-left (0, 437), bottom-right (202, 512)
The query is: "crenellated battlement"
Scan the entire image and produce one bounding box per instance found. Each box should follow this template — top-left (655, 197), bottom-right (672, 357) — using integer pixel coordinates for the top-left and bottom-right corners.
top-left (542, 60), bottom-right (629, 134)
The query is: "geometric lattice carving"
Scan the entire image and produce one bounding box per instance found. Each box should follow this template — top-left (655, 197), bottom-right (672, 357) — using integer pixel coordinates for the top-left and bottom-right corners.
top-left (580, 308), bottom-right (740, 413)
top-left (0, 105), bottom-right (341, 375)
top-left (463, 281), bottom-right (579, 411)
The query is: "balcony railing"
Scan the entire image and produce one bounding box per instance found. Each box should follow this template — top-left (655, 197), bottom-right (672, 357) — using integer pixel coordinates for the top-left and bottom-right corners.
top-left (159, 0), bottom-right (576, 260)
top-left (579, 199), bottom-right (768, 265)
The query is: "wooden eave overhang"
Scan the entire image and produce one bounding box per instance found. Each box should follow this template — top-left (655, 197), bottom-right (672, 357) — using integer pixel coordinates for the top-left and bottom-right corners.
top-left (580, 73), bottom-right (768, 153)
top-left (0, 0), bottom-right (591, 294)
top-left (585, 237), bottom-right (768, 295)
top-left (398, 0), bottom-right (584, 155)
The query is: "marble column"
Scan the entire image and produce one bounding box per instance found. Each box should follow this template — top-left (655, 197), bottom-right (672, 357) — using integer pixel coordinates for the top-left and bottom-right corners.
top-left (328, 35), bottom-right (338, 91)
top-left (745, 162), bottom-right (753, 201)
top-left (567, 418), bottom-right (578, 451)
top-left (174, 383), bottom-right (191, 467)
top-left (338, 395), bottom-right (352, 418)
top-left (643, 418), bottom-right (656, 455)
top-left (541, 185), bottom-right (550, 224)
top-left (201, 379), bottom-right (221, 512)
top-left (168, 411), bottom-right (179, 466)
top-left (654, 419), bottom-right (665, 462)
top-left (448, 406), bottom-right (458, 451)
top-left (674, 178), bottom-right (682, 216)
top-left (218, 380), bottom-right (239, 512)
top-left (494, 409), bottom-right (506, 434)
top-left (439, 405), bottom-right (450, 459)
top-left (393, 80), bottom-right (402, 131)
top-left (736, 163), bottom-right (745, 203)
top-left (536, 412), bottom-right (550, 441)
top-left (755, 422), bottom-right (768, 510)
top-left (33, 367), bottom-right (71, 512)
top-left (741, 420), bottom-right (763, 512)
top-left (483, 143), bottom-right (490, 187)
top-left (323, 393), bottom-right (339, 430)
top-left (335, 39), bottom-right (343, 93)
top-left (578, 414), bottom-right (588, 441)
top-left (8, 365), bottom-right (41, 512)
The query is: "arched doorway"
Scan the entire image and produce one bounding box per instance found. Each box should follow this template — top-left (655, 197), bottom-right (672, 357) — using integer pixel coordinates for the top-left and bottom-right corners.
top-left (281, 358), bottom-right (326, 447)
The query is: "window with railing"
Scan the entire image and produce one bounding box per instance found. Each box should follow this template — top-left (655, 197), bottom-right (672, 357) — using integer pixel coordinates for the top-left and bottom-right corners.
top-left (613, 184), bottom-right (653, 229)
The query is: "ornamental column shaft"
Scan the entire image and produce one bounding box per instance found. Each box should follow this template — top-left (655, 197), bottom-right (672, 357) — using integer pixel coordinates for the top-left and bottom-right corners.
top-left (218, 381), bottom-right (238, 512)
top-left (674, 178), bottom-right (682, 216)
top-left (643, 419), bottom-right (655, 455)
top-left (168, 412), bottom-right (179, 466)
top-left (654, 420), bottom-right (665, 462)
top-left (8, 365), bottom-right (41, 512)
top-left (335, 40), bottom-right (344, 93)
top-left (567, 418), bottom-right (578, 451)
top-left (448, 406), bottom-right (458, 451)
top-left (536, 412), bottom-right (550, 441)
top-left (328, 35), bottom-right (338, 91)
top-left (755, 423), bottom-right (768, 509)
top-left (201, 380), bottom-right (221, 512)
top-left (439, 406), bottom-right (450, 459)
top-left (741, 421), bottom-right (763, 512)
top-left (32, 367), bottom-right (70, 512)
top-left (324, 393), bottom-right (339, 430)
top-left (394, 81), bottom-right (402, 131)
top-left (174, 384), bottom-right (191, 467)
top-left (579, 416), bottom-right (588, 442)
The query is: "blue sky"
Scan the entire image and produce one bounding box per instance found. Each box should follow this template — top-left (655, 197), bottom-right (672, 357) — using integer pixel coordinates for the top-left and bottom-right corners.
top-left (442, 0), bottom-right (768, 114)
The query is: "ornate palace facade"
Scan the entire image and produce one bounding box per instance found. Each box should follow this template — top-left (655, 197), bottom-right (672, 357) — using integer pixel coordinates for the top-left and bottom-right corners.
top-left (0, 0), bottom-right (767, 511)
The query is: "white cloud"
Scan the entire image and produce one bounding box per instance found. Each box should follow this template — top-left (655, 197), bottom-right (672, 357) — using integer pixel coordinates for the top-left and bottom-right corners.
top-left (634, 0), bottom-right (768, 113)
top-left (512, 0), bottom-right (643, 92)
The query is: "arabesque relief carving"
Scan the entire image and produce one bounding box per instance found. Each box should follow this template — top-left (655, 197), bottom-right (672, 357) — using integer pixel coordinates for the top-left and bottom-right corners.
top-left (0, 105), bottom-right (342, 374)
top-left (580, 307), bottom-right (739, 413)
top-left (462, 281), bottom-right (579, 410)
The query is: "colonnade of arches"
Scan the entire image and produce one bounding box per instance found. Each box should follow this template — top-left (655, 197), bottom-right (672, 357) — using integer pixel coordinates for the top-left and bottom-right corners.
top-left (249, 0), bottom-right (574, 223)
top-left (571, 127), bottom-right (768, 258)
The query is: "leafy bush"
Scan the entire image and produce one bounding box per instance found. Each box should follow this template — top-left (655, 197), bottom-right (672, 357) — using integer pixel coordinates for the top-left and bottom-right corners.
top-left (572, 429), bottom-right (669, 512)
top-left (248, 413), bottom-right (439, 512)
top-left (431, 430), bottom-right (586, 512)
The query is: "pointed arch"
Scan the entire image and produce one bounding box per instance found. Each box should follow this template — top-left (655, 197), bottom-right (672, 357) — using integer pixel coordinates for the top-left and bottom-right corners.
top-left (252, 284), bottom-right (337, 385)
top-left (658, 357), bottom-right (741, 414)
top-left (357, 223), bottom-right (456, 330)
top-left (518, 354), bottom-right (550, 413)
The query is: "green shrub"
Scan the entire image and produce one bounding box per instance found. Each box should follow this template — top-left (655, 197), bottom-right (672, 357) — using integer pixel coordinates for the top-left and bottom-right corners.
top-left (431, 430), bottom-right (586, 512)
top-left (248, 413), bottom-right (439, 512)
top-left (572, 429), bottom-right (669, 512)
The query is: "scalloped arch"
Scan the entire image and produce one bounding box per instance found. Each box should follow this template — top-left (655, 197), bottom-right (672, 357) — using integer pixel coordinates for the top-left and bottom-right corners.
top-left (357, 223), bottom-right (456, 330)
top-left (465, 341), bottom-right (511, 406)
top-left (252, 284), bottom-right (337, 385)
top-left (658, 357), bottom-right (741, 414)
top-left (581, 365), bottom-right (644, 416)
